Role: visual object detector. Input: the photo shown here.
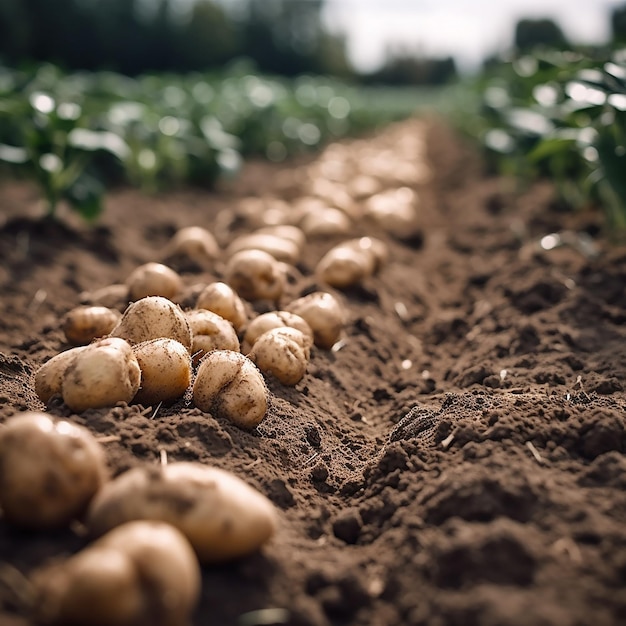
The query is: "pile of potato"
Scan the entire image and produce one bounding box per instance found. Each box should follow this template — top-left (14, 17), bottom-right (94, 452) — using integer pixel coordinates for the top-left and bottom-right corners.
top-left (0, 411), bottom-right (279, 626)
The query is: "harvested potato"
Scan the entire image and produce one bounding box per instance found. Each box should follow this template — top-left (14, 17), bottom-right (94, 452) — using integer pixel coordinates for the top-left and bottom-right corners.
top-left (132, 338), bottom-right (192, 406)
top-left (242, 310), bottom-right (313, 354)
top-left (110, 296), bottom-right (192, 350)
top-left (87, 463), bottom-right (278, 564)
top-left (62, 306), bottom-right (122, 346)
top-left (185, 309), bottom-right (240, 366)
top-left (164, 225), bottom-right (220, 268)
top-left (126, 262), bottom-right (182, 301)
top-left (78, 283), bottom-right (130, 311)
top-left (225, 249), bottom-right (285, 302)
top-left (33, 520), bottom-right (200, 626)
top-left (192, 350), bottom-right (268, 430)
top-left (196, 281), bottom-right (247, 331)
top-left (256, 224), bottom-right (306, 250)
top-left (248, 327), bottom-right (311, 386)
top-left (299, 206), bottom-right (351, 238)
top-left (364, 187), bottom-right (420, 240)
top-left (286, 291), bottom-right (345, 349)
top-left (316, 245), bottom-right (372, 289)
top-left (34, 346), bottom-right (87, 404)
top-left (62, 337), bottom-right (141, 412)
top-left (0, 412), bottom-right (107, 529)
top-left (343, 236), bottom-right (388, 272)
top-left (226, 233), bottom-right (300, 265)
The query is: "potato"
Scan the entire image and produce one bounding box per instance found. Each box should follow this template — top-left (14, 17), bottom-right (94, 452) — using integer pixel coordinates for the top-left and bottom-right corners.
top-left (0, 412), bottom-right (107, 529)
top-left (256, 225), bottom-right (306, 250)
top-left (286, 291), bottom-right (345, 349)
top-left (132, 339), bottom-right (192, 406)
top-left (62, 337), bottom-right (141, 412)
top-left (343, 236), bottom-right (388, 272)
top-left (126, 262), bottom-right (182, 301)
top-left (33, 520), bottom-right (200, 626)
top-left (164, 225), bottom-right (220, 268)
top-left (110, 296), bottom-right (192, 350)
top-left (225, 249), bottom-right (286, 302)
top-left (364, 187), bottom-right (420, 240)
top-left (242, 310), bottom-right (313, 354)
top-left (226, 233), bottom-right (301, 265)
top-left (185, 309), bottom-right (240, 366)
top-left (248, 327), bottom-right (311, 386)
top-left (192, 350), bottom-right (268, 430)
top-left (299, 206), bottom-right (351, 238)
top-left (87, 463), bottom-right (278, 564)
top-left (61, 306), bottom-right (122, 346)
top-left (316, 245), bottom-right (372, 289)
top-left (78, 283), bottom-right (130, 311)
top-left (34, 346), bottom-right (87, 404)
top-left (196, 281), bottom-right (247, 331)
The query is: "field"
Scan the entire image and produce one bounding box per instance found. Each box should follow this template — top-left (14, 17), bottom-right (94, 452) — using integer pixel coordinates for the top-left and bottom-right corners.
top-left (1, 110), bottom-right (625, 625)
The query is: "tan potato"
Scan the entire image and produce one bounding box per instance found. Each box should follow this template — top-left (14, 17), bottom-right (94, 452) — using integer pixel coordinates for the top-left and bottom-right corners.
top-left (0, 412), bottom-right (107, 529)
top-left (126, 262), bottom-right (182, 301)
top-left (185, 309), bottom-right (240, 366)
top-left (34, 346), bottom-right (87, 404)
top-left (242, 310), bottom-right (313, 354)
top-left (256, 225), bottom-right (306, 250)
top-left (110, 296), bottom-right (192, 350)
top-left (132, 339), bottom-right (192, 406)
top-left (87, 463), bottom-right (278, 564)
top-left (196, 282), bottom-right (247, 331)
top-left (225, 249), bottom-right (286, 302)
top-left (33, 520), bottom-right (200, 626)
top-left (164, 226), bottom-right (220, 268)
top-left (61, 306), bottom-right (122, 346)
top-left (248, 327), bottom-right (311, 386)
top-left (62, 337), bottom-right (141, 412)
top-left (226, 233), bottom-right (300, 265)
top-left (192, 350), bottom-right (268, 430)
top-left (316, 245), bottom-right (372, 289)
top-left (343, 236), bottom-right (389, 273)
top-left (286, 291), bottom-right (345, 349)
top-left (364, 187), bottom-right (420, 240)
top-left (78, 283), bottom-right (130, 311)
top-left (299, 206), bottom-right (351, 238)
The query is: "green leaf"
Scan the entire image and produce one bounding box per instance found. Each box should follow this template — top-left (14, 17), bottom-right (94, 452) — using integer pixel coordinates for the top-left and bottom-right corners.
top-left (63, 172), bottom-right (104, 221)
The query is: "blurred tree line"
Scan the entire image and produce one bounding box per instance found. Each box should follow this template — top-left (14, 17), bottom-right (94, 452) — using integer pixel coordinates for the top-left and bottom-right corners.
top-left (0, 0), bottom-right (457, 85)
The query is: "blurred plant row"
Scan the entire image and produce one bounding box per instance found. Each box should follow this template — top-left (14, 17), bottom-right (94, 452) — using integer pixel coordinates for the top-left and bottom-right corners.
top-left (466, 47), bottom-right (626, 229)
top-left (0, 64), bottom-right (422, 219)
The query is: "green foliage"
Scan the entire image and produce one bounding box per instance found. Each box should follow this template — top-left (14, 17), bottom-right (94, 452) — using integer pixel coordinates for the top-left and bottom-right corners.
top-left (0, 64), bottom-right (422, 220)
top-left (464, 47), bottom-right (626, 229)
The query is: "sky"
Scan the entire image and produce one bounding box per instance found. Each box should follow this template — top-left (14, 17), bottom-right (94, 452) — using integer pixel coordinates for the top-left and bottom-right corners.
top-left (320, 0), bottom-right (623, 73)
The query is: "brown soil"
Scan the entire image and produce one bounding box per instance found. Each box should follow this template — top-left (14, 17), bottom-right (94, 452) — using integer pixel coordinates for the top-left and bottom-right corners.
top-left (1, 117), bottom-right (626, 626)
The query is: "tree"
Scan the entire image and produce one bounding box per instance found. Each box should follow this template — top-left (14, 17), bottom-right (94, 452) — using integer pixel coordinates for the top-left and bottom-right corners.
top-left (514, 18), bottom-right (570, 53)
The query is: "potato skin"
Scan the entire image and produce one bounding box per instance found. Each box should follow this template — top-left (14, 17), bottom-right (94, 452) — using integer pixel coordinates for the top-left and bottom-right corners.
top-left (61, 306), bottom-right (122, 346)
top-left (224, 249), bottom-right (285, 302)
top-left (185, 309), bottom-right (240, 366)
top-left (126, 262), bottom-right (182, 301)
top-left (110, 296), bottom-right (192, 350)
top-left (242, 310), bottom-right (313, 354)
top-left (132, 338), bottom-right (192, 406)
top-left (87, 463), bottom-right (278, 564)
top-left (196, 282), bottom-right (247, 331)
top-left (62, 337), bottom-right (141, 412)
top-left (33, 520), bottom-right (200, 626)
top-left (0, 412), bottom-right (107, 530)
top-left (286, 291), bottom-right (345, 350)
top-left (192, 350), bottom-right (268, 430)
top-left (34, 346), bottom-right (87, 404)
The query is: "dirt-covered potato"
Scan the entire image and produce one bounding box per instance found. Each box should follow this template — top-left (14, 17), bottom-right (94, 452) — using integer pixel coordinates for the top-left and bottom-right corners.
top-left (256, 224), bottom-right (306, 250)
top-left (225, 249), bottom-right (286, 302)
top-left (364, 187), bottom-right (420, 240)
top-left (286, 291), bottom-right (345, 350)
top-left (226, 232), bottom-right (301, 265)
top-left (164, 225), bottom-right (220, 268)
top-left (248, 327), bottom-right (311, 386)
top-left (78, 283), bottom-right (130, 311)
top-left (126, 262), bottom-right (182, 301)
top-left (316, 245), bottom-right (373, 289)
top-left (33, 520), bottom-right (200, 626)
top-left (132, 338), bottom-right (192, 406)
top-left (0, 412), bottom-right (107, 529)
top-left (192, 350), bottom-right (268, 430)
top-left (185, 309), bottom-right (240, 366)
top-left (299, 206), bottom-right (351, 238)
top-left (62, 337), bottom-right (141, 412)
top-left (110, 296), bottom-right (192, 350)
top-left (34, 346), bottom-right (87, 404)
top-left (196, 282), bottom-right (247, 331)
top-left (61, 306), bottom-right (122, 346)
top-left (87, 462), bottom-right (278, 564)
top-left (242, 310), bottom-right (313, 354)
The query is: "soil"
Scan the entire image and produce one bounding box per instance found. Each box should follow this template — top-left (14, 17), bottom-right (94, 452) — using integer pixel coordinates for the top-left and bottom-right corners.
top-left (1, 117), bottom-right (626, 626)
